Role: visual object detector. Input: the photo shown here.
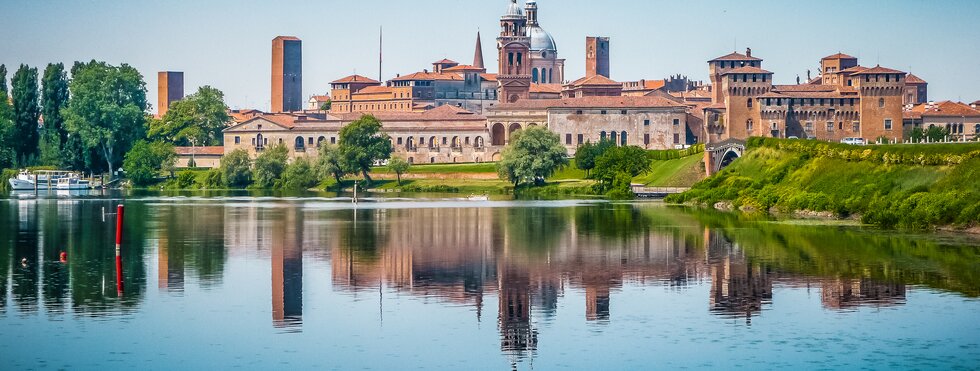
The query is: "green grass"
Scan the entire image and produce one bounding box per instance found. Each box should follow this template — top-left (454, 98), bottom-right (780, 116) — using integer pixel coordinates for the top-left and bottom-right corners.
top-left (667, 139), bottom-right (980, 229)
top-left (549, 160), bottom-right (587, 181)
top-left (633, 154), bottom-right (705, 187)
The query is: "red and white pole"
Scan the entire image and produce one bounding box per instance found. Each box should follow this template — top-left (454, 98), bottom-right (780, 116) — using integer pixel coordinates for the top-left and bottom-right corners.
top-left (115, 204), bottom-right (124, 295)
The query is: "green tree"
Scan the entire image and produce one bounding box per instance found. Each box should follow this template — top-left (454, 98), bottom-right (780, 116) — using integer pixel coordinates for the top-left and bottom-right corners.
top-left (11, 64), bottom-right (40, 165)
top-left (203, 167), bottom-right (223, 188)
top-left (315, 144), bottom-right (345, 188)
top-left (320, 99), bottom-right (331, 111)
top-left (252, 144), bottom-right (288, 188)
top-left (148, 86), bottom-right (229, 146)
top-left (63, 60), bottom-right (147, 175)
top-left (122, 140), bottom-right (175, 187)
top-left (280, 156), bottom-right (319, 190)
top-left (574, 139), bottom-right (614, 177)
top-left (593, 145), bottom-right (651, 190)
top-left (220, 148), bottom-right (252, 188)
top-left (40, 63), bottom-right (70, 166)
top-left (0, 65), bottom-right (16, 169)
top-left (387, 156), bottom-right (410, 185)
top-left (496, 126), bottom-right (568, 187)
top-left (339, 114), bottom-right (392, 185)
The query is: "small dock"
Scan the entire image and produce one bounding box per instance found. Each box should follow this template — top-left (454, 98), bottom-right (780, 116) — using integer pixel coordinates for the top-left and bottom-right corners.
top-left (631, 185), bottom-right (689, 199)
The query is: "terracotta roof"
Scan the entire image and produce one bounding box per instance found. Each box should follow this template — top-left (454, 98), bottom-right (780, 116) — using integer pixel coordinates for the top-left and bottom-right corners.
top-left (355, 86), bottom-right (396, 94)
top-left (274, 36), bottom-right (300, 41)
top-left (337, 105), bottom-right (485, 122)
top-left (433, 58), bottom-right (458, 65)
top-left (391, 71), bottom-right (463, 82)
top-left (495, 96), bottom-right (687, 110)
top-left (852, 65), bottom-right (906, 75)
top-left (668, 90), bottom-right (712, 99)
top-left (704, 102), bottom-right (726, 110)
top-left (443, 64), bottom-right (485, 72)
top-left (309, 95), bottom-right (330, 102)
top-left (837, 65), bottom-right (868, 75)
top-left (821, 52), bottom-right (857, 60)
top-left (721, 66), bottom-right (773, 75)
top-left (567, 74), bottom-right (620, 86)
top-left (905, 73), bottom-right (927, 84)
top-left (915, 101), bottom-right (980, 117)
top-left (807, 76), bottom-right (823, 84)
top-left (529, 83), bottom-right (562, 93)
top-left (175, 146), bottom-right (224, 156)
top-left (331, 75), bottom-right (380, 84)
top-left (480, 73), bottom-right (498, 82)
top-left (708, 52), bottom-right (762, 62)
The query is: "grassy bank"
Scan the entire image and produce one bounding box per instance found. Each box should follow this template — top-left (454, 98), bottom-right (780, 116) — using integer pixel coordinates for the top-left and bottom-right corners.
top-left (667, 138), bottom-right (980, 229)
top-left (633, 154), bottom-right (704, 187)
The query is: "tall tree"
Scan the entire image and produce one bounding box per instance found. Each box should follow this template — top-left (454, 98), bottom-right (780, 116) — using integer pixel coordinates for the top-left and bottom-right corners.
top-left (39, 63), bottom-right (70, 166)
top-left (0, 65), bottom-right (16, 169)
top-left (63, 60), bottom-right (147, 175)
top-left (11, 64), bottom-right (40, 165)
top-left (496, 126), bottom-right (568, 187)
top-left (338, 114), bottom-right (392, 185)
top-left (148, 85), bottom-right (230, 146)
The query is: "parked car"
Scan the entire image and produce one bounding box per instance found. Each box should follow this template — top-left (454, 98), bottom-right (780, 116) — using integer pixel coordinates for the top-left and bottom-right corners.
top-left (787, 136), bottom-right (799, 140)
top-left (841, 137), bottom-right (866, 145)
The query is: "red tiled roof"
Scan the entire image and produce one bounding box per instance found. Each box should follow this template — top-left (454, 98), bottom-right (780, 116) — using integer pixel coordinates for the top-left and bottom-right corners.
top-left (567, 74), bottom-right (620, 86)
top-left (496, 96), bottom-right (687, 110)
top-left (480, 73), bottom-right (498, 82)
top-left (391, 71), bottom-right (463, 81)
top-left (529, 83), bottom-right (562, 93)
top-left (821, 52), bottom-right (857, 60)
top-left (274, 36), bottom-right (300, 41)
top-left (852, 65), bottom-right (906, 75)
top-left (309, 95), bottom-right (330, 102)
top-left (704, 103), bottom-right (726, 110)
top-left (721, 66), bottom-right (773, 75)
top-left (433, 59), bottom-right (458, 64)
top-left (356, 86), bottom-right (396, 94)
top-left (175, 146), bottom-right (224, 156)
top-left (837, 65), bottom-right (868, 75)
top-left (331, 75), bottom-right (380, 84)
top-left (443, 64), bottom-right (485, 72)
top-left (905, 73), bottom-right (926, 84)
top-left (915, 101), bottom-right (980, 117)
top-left (337, 104), bottom-right (485, 122)
top-left (708, 52), bottom-right (762, 62)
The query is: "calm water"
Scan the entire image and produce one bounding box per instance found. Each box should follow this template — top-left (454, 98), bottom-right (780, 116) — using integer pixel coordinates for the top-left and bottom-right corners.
top-left (0, 193), bottom-right (978, 370)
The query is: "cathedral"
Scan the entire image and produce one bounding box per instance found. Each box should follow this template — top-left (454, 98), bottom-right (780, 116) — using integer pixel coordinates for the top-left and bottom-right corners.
top-left (496, 0), bottom-right (565, 103)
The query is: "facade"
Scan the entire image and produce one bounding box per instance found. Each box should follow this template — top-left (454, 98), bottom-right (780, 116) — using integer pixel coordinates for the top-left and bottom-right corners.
top-left (174, 146), bottom-right (223, 168)
top-left (904, 74), bottom-right (928, 105)
top-left (704, 49), bottom-right (907, 143)
top-left (563, 75), bottom-right (622, 98)
top-left (487, 96), bottom-right (691, 154)
top-left (585, 37), bottom-right (610, 78)
top-left (904, 101), bottom-right (980, 140)
top-left (524, 0), bottom-right (565, 84)
top-left (307, 95), bottom-right (330, 111)
top-left (497, 0), bottom-right (533, 103)
top-left (272, 36), bottom-right (303, 113)
top-left (222, 105), bottom-right (500, 164)
top-left (157, 71), bottom-right (184, 117)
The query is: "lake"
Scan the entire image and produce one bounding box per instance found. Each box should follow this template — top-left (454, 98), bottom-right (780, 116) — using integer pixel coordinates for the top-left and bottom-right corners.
top-left (0, 192), bottom-right (978, 370)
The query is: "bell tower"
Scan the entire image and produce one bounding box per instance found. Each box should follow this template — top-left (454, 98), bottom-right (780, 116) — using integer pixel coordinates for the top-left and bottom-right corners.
top-left (497, 0), bottom-right (531, 103)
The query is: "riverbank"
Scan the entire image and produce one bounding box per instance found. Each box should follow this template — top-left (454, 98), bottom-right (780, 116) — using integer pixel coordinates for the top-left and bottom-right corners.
top-left (667, 138), bottom-right (980, 230)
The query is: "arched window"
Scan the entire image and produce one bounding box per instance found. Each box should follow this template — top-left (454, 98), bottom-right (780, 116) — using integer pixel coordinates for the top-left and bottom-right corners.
top-left (475, 136), bottom-right (485, 148)
top-left (406, 137), bottom-right (415, 150)
top-left (747, 99), bottom-right (753, 108)
top-left (295, 136), bottom-right (305, 150)
top-left (879, 98), bottom-right (885, 108)
top-left (256, 133), bottom-right (264, 148)
top-left (620, 132), bottom-right (628, 146)
top-left (747, 119), bottom-right (754, 131)
top-left (317, 136), bottom-right (325, 147)
top-left (491, 124), bottom-right (505, 146)
top-left (975, 124), bottom-right (980, 136)
top-left (610, 131), bottom-right (618, 145)
top-left (600, 131), bottom-right (606, 140)
top-left (451, 136), bottom-right (461, 148)
top-left (532, 68), bottom-right (539, 83)
top-left (429, 136), bottom-right (438, 149)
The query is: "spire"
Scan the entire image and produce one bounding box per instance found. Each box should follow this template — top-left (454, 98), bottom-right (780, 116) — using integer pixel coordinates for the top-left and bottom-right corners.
top-left (474, 31), bottom-right (485, 69)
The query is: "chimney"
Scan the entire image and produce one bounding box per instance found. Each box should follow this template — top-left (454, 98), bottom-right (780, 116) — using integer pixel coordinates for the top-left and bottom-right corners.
top-left (746, 47), bottom-right (752, 57)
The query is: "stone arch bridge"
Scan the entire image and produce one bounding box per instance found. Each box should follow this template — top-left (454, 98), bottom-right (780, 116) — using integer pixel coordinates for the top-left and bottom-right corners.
top-left (703, 139), bottom-right (746, 176)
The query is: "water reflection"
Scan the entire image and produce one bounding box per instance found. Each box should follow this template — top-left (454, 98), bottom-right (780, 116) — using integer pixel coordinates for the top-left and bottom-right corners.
top-left (0, 198), bottom-right (976, 366)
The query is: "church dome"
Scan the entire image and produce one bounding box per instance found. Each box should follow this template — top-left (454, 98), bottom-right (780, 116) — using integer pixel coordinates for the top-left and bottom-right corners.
top-left (528, 25), bottom-right (557, 53)
top-left (504, 0), bottom-right (523, 18)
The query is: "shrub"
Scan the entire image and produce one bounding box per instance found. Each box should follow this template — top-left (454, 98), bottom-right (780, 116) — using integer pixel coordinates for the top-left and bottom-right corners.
top-left (280, 156), bottom-right (319, 190)
top-left (221, 148), bottom-right (252, 188)
top-left (203, 168), bottom-right (223, 189)
top-left (252, 144), bottom-right (288, 189)
top-left (174, 171), bottom-right (197, 189)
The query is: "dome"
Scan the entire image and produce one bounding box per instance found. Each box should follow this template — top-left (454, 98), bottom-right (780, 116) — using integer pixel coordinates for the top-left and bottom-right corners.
top-left (528, 25), bottom-right (557, 53)
top-left (504, 0), bottom-right (523, 18)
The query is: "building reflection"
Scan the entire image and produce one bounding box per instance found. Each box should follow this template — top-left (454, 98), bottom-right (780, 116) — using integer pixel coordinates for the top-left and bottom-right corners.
top-left (272, 208), bottom-right (303, 330)
top-left (821, 278), bottom-right (906, 309)
top-left (706, 230), bottom-right (772, 322)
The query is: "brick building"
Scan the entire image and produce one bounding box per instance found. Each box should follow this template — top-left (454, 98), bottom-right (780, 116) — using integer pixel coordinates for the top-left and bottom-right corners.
top-left (271, 36), bottom-right (302, 113)
top-left (157, 71), bottom-right (184, 117)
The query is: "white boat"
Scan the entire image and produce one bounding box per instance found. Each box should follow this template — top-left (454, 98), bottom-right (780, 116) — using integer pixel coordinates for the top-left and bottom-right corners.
top-left (7, 170), bottom-right (92, 191)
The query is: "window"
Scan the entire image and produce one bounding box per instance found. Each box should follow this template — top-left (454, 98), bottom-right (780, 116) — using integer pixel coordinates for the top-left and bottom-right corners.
top-left (884, 119), bottom-right (893, 130)
top-left (673, 119), bottom-right (680, 127)
top-left (747, 119), bottom-right (753, 131)
top-left (673, 133), bottom-right (679, 144)
top-left (308, 137), bottom-right (314, 145)
top-left (397, 137), bottom-right (403, 145)
top-left (878, 98), bottom-right (885, 108)
top-left (644, 119), bottom-right (650, 126)
top-left (975, 124), bottom-right (980, 135)
top-left (621, 132), bottom-right (628, 146)
top-left (747, 99), bottom-right (753, 108)
top-left (620, 110), bottom-right (627, 115)
top-left (610, 131), bottom-right (617, 144)
top-left (565, 134), bottom-right (572, 145)
top-left (805, 122), bottom-right (814, 133)
top-left (576, 110), bottom-right (583, 114)
top-left (577, 134), bottom-right (583, 144)
top-left (442, 137), bottom-right (448, 145)
top-left (331, 137), bottom-right (336, 144)
top-left (601, 110), bottom-right (607, 115)
top-left (826, 121), bottom-right (834, 131)
top-left (852, 121), bottom-right (860, 132)
top-left (234, 136), bottom-right (241, 144)
top-left (644, 133), bottom-right (650, 145)
top-left (600, 131), bottom-right (606, 140)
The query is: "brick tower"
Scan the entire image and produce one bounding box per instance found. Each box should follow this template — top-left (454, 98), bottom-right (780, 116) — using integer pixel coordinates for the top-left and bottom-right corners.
top-left (585, 36), bottom-right (610, 78)
top-left (497, 0), bottom-right (531, 103)
top-left (272, 36), bottom-right (302, 113)
top-left (157, 71), bottom-right (183, 117)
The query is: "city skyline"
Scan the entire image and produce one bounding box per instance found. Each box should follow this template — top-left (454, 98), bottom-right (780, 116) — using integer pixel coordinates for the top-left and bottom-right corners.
top-left (2, 0), bottom-right (978, 111)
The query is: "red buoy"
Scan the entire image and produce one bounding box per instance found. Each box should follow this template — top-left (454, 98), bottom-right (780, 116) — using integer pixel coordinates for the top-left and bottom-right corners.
top-left (59, 251), bottom-right (67, 263)
top-left (115, 204), bottom-right (125, 295)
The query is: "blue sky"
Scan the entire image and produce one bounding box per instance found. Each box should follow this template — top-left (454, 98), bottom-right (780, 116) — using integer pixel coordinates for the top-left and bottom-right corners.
top-left (2, 0), bottom-right (978, 111)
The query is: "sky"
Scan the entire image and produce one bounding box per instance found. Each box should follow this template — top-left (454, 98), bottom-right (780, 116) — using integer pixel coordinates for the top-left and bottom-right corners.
top-left (2, 0), bottom-right (979, 112)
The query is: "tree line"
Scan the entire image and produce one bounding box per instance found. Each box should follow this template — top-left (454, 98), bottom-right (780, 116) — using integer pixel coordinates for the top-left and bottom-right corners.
top-left (0, 61), bottom-right (230, 179)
